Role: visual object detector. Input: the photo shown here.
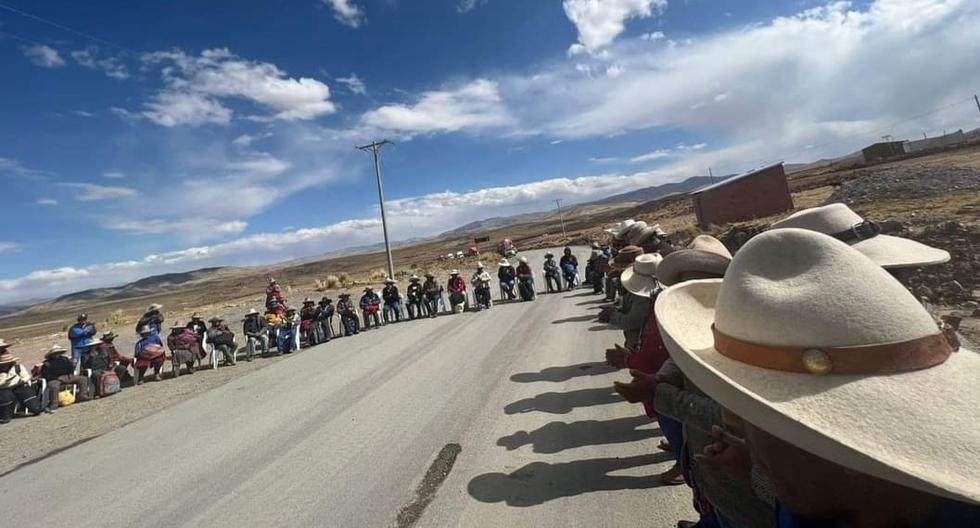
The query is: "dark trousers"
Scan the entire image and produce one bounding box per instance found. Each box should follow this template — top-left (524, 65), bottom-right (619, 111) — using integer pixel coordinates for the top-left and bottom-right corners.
top-left (593, 272), bottom-right (605, 294)
top-left (424, 294), bottom-right (440, 317)
top-left (545, 274), bottom-right (560, 293)
top-left (137, 359), bottom-right (164, 382)
top-left (363, 311), bottom-right (381, 329)
top-left (47, 376), bottom-right (93, 409)
top-left (0, 384), bottom-right (43, 421)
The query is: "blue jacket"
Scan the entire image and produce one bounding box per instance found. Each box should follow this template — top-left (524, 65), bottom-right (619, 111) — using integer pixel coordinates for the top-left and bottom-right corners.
top-left (68, 322), bottom-right (96, 352)
top-left (360, 292), bottom-right (381, 309)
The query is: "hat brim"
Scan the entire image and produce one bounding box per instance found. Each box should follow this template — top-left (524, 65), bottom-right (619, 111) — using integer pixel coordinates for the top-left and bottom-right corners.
top-left (619, 267), bottom-right (658, 297)
top-left (853, 235), bottom-right (950, 269)
top-left (656, 279), bottom-right (980, 505)
top-left (656, 249), bottom-right (731, 287)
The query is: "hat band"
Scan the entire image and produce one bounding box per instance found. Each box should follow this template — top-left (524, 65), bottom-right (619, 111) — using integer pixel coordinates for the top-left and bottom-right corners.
top-left (830, 220), bottom-right (881, 244)
top-left (711, 325), bottom-right (954, 375)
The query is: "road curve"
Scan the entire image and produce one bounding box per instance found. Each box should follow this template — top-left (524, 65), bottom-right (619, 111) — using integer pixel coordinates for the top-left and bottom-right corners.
top-left (0, 248), bottom-right (693, 527)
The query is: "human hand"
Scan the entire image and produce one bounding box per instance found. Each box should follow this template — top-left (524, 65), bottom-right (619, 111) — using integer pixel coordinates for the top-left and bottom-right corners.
top-left (605, 344), bottom-right (630, 368)
top-left (694, 425), bottom-right (752, 481)
top-left (613, 369), bottom-right (656, 403)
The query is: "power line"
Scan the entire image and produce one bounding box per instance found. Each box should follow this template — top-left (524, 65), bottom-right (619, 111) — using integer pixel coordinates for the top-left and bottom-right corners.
top-left (0, 2), bottom-right (137, 54)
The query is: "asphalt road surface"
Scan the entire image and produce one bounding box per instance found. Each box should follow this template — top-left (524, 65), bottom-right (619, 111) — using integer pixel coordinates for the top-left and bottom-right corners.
top-left (0, 248), bottom-right (694, 527)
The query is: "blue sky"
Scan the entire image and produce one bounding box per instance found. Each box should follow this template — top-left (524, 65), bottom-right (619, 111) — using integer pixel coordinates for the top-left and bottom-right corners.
top-left (1, 0), bottom-right (979, 303)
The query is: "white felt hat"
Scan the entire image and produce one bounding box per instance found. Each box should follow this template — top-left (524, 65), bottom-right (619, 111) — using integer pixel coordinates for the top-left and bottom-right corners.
top-left (605, 219), bottom-right (637, 237)
top-left (656, 228), bottom-right (979, 505)
top-left (624, 221), bottom-right (650, 245)
top-left (770, 203), bottom-right (949, 269)
top-left (620, 253), bottom-right (663, 297)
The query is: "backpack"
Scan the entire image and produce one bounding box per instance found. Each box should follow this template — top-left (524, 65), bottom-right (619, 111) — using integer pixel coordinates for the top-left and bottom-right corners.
top-left (97, 371), bottom-right (121, 397)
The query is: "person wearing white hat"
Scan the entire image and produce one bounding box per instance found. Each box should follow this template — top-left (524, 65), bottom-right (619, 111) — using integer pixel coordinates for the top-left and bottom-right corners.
top-left (422, 273), bottom-right (442, 318)
top-left (605, 219), bottom-right (637, 239)
top-left (605, 253), bottom-right (664, 349)
top-left (406, 275), bottom-right (425, 319)
top-left (656, 228), bottom-right (980, 526)
top-left (136, 303), bottom-right (165, 336)
top-left (471, 263), bottom-right (493, 310)
top-left (515, 256), bottom-right (536, 301)
top-left (447, 270), bottom-right (467, 313)
top-left (40, 344), bottom-right (94, 409)
top-left (382, 278), bottom-right (403, 323)
top-left (242, 308), bottom-right (269, 360)
top-left (498, 259), bottom-right (518, 300)
top-left (771, 203), bottom-right (950, 269)
top-left (0, 343), bottom-right (45, 422)
top-left (360, 287), bottom-right (384, 329)
top-left (542, 253), bottom-right (561, 293)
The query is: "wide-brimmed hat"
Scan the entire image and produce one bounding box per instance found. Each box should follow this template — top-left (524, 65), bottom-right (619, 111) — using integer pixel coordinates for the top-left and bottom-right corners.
top-left (498, 259), bottom-right (510, 267)
top-left (656, 235), bottom-right (732, 287)
top-left (544, 252), bottom-right (554, 259)
top-left (246, 308), bottom-right (259, 316)
top-left (610, 245), bottom-right (644, 270)
top-left (77, 313), bottom-right (88, 321)
top-left (656, 228), bottom-right (980, 505)
top-left (770, 203), bottom-right (949, 269)
top-left (449, 269), bottom-right (459, 275)
top-left (364, 287), bottom-right (373, 292)
top-left (476, 262), bottom-right (485, 268)
top-left (630, 224), bottom-right (663, 246)
top-left (518, 256), bottom-right (528, 263)
top-left (191, 312), bottom-right (202, 319)
top-left (208, 316), bottom-right (223, 323)
top-left (620, 253), bottom-right (663, 297)
top-left (147, 303), bottom-right (162, 312)
top-left (303, 298), bottom-right (315, 305)
top-left (44, 344), bottom-right (69, 358)
top-left (385, 278), bottom-right (396, 284)
top-left (424, 272), bottom-right (435, 278)
top-left (410, 275), bottom-right (420, 281)
top-left (0, 350), bottom-right (19, 364)
top-left (620, 221), bottom-right (648, 244)
top-left (0, 338), bottom-right (9, 349)
top-left (101, 332), bottom-right (117, 342)
top-left (170, 322), bottom-right (184, 329)
top-left (605, 219), bottom-right (637, 238)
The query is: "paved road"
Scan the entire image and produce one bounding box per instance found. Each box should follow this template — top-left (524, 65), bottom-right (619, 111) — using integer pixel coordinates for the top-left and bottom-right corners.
top-left (0, 248), bottom-right (693, 527)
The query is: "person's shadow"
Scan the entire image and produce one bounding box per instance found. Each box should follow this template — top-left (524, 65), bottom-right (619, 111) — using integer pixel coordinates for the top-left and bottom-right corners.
top-left (497, 416), bottom-right (661, 454)
top-left (467, 452), bottom-right (674, 506)
top-left (504, 387), bottom-right (621, 415)
top-left (510, 362), bottom-right (616, 383)
top-left (550, 314), bottom-right (596, 324)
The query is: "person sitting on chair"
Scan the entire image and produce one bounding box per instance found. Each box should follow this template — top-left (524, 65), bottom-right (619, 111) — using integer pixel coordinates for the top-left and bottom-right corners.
top-left (471, 264), bottom-right (493, 310)
top-left (422, 273), bottom-right (442, 318)
top-left (336, 294), bottom-right (360, 336)
top-left (497, 259), bottom-right (517, 300)
top-left (82, 334), bottom-right (131, 389)
top-left (279, 308), bottom-right (301, 353)
top-left (316, 298), bottom-right (334, 343)
top-left (516, 256), bottom-right (535, 301)
top-left (360, 287), bottom-right (383, 329)
top-left (300, 298), bottom-right (319, 346)
top-left (382, 279), bottom-right (402, 323)
top-left (0, 343), bottom-right (44, 423)
top-left (134, 326), bottom-right (166, 385)
top-left (406, 275), bottom-right (425, 319)
top-left (207, 317), bottom-right (237, 365)
top-left (447, 270), bottom-right (467, 313)
top-left (40, 344), bottom-right (93, 410)
top-left (543, 253), bottom-right (561, 293)
top-left (243, 309), bottom-right (269, 360)
top-left (560, 247), bottom-right (579, 290)
top-left (167, 322), bottom-right (201, 375)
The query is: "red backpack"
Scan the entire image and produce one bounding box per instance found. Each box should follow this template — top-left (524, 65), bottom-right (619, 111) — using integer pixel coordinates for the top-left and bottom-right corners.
top-left (97, 371), bottom-right (121, 397)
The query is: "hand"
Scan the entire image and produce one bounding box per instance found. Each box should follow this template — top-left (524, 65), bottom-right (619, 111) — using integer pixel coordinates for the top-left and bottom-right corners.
top-left (693, 425), bottom-right (752, 481)
top-left (613, 369), bottom-right (656, 403)
top-left (605, 344), bottom-right (630, 368)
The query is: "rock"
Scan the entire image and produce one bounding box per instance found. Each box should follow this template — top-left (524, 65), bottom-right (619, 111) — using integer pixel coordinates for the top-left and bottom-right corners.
top-left (915, 285), bottom-right (934, 299)
top-left (877, 220), bottom-right (904, 234)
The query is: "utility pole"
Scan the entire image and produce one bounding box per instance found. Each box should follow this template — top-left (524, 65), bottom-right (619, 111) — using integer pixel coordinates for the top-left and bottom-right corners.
top-left (356, 140), bottom-right (395, 281)
top-left (555, 199), bottom-right (566, 237)
top-left (708, 167), bottom-right (715, 184)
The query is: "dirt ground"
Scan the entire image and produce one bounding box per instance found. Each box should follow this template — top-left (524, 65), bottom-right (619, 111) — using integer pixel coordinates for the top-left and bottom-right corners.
top-left (2, 143), bottom-right (980, 471)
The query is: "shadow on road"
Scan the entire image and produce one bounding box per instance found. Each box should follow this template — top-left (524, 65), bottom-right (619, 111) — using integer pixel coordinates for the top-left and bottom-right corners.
top-left (575, 299), bottom-right (608, 306)
top-left (550, 314), bottom-right (596, 324)
top-left (504, 387), bottom-right (621, 415)
top-left (587, 324), bottom-right (616, 332)
top-left (510, 362), bottom-right (616, 383)
top-left (467, 453), bottom-right (673, 506)
top-left (497, 416), bottom-right (661, 454)
top-left (563, 291), bottom-right (596, 298)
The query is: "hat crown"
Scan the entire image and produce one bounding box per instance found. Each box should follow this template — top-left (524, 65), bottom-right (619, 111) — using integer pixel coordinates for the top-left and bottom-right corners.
top-left (714, 229), bottom-right (938, 348)
top-left (771, 203), bottom-right (864, 235)
top-left (689, 235), bottom-right (732, 258)
top-left (631, 253), bottom-right (662, 276)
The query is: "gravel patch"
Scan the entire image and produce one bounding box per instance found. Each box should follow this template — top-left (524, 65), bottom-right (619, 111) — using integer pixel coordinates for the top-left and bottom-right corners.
top-left (829, 165), bottom-right (980, 205)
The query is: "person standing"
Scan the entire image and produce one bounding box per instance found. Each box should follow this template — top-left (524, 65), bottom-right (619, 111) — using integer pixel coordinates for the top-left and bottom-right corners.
top-left (242, 309), bottom-right (269, 360)
top-left (0, 343), bottom-right (44, 422)
top-left (67, 313), bottom-right (97, 372)
top-left (136, 304), bottom-right (165, 336)
top-left (40, 344), bottom-right (94, 410)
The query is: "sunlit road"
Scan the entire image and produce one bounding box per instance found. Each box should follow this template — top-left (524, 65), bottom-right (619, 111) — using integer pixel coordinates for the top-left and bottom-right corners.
top-left (0, 248), bottom-right (693, 527)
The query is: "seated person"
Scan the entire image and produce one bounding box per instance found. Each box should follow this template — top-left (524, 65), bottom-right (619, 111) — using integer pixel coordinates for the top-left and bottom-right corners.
top-left (207, 317), bottom-right (237, 365)
top-left (0, 342), bottom-right (44, 422)
top-left (81, 334), bottom-right (131, 388)
top-left (40, 344), bottom-right (93, 410)
top-left (167, 322), bottom-right (201, 374)
top-left (134, 326), bottom-right (166, 384)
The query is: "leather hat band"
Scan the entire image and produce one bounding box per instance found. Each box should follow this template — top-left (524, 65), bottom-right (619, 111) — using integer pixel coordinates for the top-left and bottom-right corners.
top-left (712, 325), bottom-right (954, 375)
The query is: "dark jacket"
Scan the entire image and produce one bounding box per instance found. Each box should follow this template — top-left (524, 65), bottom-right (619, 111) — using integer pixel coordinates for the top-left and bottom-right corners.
top-left (243, 315), bottom-right (268, 337)
top-left (382, 285), bottom-right (400, 304)
top-left (516, 262), bottom-right (533, 279)
top-left (300, 306), bottom-right (318, 321)
top-left (136, 310), bottom-right (165, 335)
top-left (317, 303), bottom-right (334, 319)
top-left (360, 292), bottom-right (381, 310)
top-left (498, 266), bottom-right (516, 282)
top-left (544, 259), bottom-right (559, 275)
top-left (337, 298), bottom-right (356, 315)
top-left (559, 254), bottom-right (578, 270)
top-left (422, 279), bottom-right (441, 296)
top-left (68, 322), bottom-right (97, 352)
top-left (82, 345), bottom-right (113, 372)
top-left (40, 355), bottom-right (75, 381)
top-left (407, 282), bottom-right (423, 302)
top-left (187, 319), bottom-right (208, 338)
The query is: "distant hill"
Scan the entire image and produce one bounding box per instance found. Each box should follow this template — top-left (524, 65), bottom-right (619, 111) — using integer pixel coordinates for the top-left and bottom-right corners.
top-left (46, 267), bottom-right (233, 307)
top-left (585, 175), bottom-right (724, 205)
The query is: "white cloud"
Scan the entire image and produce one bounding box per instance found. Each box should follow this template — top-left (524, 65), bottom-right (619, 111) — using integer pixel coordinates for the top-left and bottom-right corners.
top-left (0, 242), bottom-right (21, 254)
top-left (35, 198), bottom-right (59, 206)
top-left (562, 0), bottom-right (667, 53)
top-left (22, 44), bottom-right (65, 68)
top-left (458, 0), bottom-right (488, 13)
top-left (102, 170), bottom-right (126, 179)
top-left (0, 157), bottom-right (39, 177)
top-left (322, 0), bottom-right (365, 28)
top-left (225, 152), bottom-right (291, 176)
top-left (137, 48), bottom-right (336, 126)
top-left (71, 46), bottom-right (129, 79)
top-left (106, 219), bottom-right (248, 236)
top-left (73, 110), bottom-right (95, 117)
top-left (676, 142), bottom-right (706, 151)
top-left (62, 183), bottom-right (138, 201)
top-left (588, 156), bottom-right (620, 163)
top-left (360, 79), bottom-right (513, 136)
top-left (640, 31), bottom-right (665, 41)
top-left (231, 133), bottom-right (272, 147)
top-left (629, 149), bottom-right (671, 163)
top-left (336, 73), bottom-right (367, 95)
